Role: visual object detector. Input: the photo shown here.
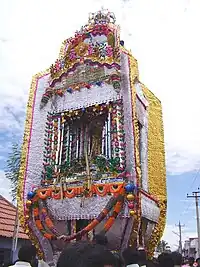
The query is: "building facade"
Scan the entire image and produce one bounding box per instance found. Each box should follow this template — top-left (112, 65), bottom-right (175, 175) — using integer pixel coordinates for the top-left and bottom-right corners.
top-left (183, 238), bottom-right (198, 259)
top-left (0, 195), bottom-right (30, 264)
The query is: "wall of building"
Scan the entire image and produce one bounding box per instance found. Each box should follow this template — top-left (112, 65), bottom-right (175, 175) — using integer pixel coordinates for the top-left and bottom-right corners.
top-left (0, 237), bottom-right (31, 264)
top-left (184, 238), bottom-right (198, 259)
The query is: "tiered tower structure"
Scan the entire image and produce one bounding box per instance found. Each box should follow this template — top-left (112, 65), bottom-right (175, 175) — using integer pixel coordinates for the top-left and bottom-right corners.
top-left (18, 9), bottom-right (166, 265)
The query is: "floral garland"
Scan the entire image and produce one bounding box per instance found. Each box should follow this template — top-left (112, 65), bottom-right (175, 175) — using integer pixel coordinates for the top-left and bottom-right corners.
top-left (128, 54), bottom-right (141, 248)
top-left (25, 182), bottom-right (139, 241)
top-left (26, 185), bottom-right (125, 241)
top-left (50, 22), bottom-right (120, 81)
top-left (36, 182), bottom-right (124, 200)
top-left (41, 73), bottom-right (121, 107)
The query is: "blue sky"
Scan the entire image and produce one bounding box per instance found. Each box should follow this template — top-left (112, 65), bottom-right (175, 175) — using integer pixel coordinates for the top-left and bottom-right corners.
top-left (0, 0), bottom-right (200, 249)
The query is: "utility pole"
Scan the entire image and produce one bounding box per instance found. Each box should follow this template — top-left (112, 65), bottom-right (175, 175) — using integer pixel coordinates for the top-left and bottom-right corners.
top-left (175, 221), bottom-right (185, 255)
top-left (11, 208), bottom-right (19, 263)
top-left (187, 190), bottom-right (200, 258)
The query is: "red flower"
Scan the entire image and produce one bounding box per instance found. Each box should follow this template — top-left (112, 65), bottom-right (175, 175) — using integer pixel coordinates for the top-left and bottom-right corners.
top-left (57, 89), bottom-right (63, 97)
top-left (85, 84), bottom-right (91, 89)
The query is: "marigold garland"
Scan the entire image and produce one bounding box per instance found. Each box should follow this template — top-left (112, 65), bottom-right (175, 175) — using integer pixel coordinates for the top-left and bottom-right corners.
top-left (37, 182), bottom-right (124, 200)
top-left (128, 54), bottom-right (141, 248)
top-left (31, 185), bottom-right (125, 241)
top-left (103, 197), bottom-right (124, 232)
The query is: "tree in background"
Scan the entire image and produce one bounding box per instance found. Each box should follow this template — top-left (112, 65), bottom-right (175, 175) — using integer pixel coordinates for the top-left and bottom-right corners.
top-left (156, 240), bottom-right (169, 253)
top-left (5, 143), bottom-right (21, 201)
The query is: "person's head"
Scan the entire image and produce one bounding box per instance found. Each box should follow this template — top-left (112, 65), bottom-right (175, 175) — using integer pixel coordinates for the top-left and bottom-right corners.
top-left (188, 257), bottom-right (195, 266)
top-left (158, 253), bottom-right (174, 267)
top-left (30, 245), bottom-right (38, 267)
top-left (57, 241), bottom-right (116, 267)
top-left (196, 258), bottom-right (200, 266)
top-left (18, 245), bottom-right (36, 263)
top-left (146, 259), bottom-right (158, 267)
top-left (2, 262), bottom-right (13, 267)
top-left (112, 252), bottom-right (124, 267)
top-left (138, 248), bottom-right (147, 266)
top-left (87, 245), bottom-right (116, 267)
top-left (171, 251), bottom-right (182, 266)
top-left (122, 247), bottom-right (139, 266)
top-left (93, 234), bottom-right (108, 247)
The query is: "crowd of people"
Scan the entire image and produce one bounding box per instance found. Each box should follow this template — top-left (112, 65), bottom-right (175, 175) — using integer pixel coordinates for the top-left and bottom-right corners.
top-left (2, 235), bottom-right (200, 267)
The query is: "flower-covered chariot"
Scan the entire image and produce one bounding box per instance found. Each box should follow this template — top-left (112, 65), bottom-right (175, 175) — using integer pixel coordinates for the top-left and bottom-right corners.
top-left (18, 9), bottom-right (167, 266)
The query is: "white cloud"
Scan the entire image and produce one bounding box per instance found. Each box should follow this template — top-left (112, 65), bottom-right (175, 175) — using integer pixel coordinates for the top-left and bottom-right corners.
top-left (0, 170), bottom-right (12, 201)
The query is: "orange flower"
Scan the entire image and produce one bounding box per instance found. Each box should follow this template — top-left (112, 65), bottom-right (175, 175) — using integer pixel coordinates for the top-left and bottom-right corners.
top-left (35, 220), bottom-right (43, 230)
top-left (45, 217), bottom-right (54, 229)
top-left (41, 208), bottom-right (47, 214)
top-left (85, 219), bottom-right (99, 232)
top-left (44, 233), bottom-right (53, 240)
top-left (65, 188), bottom-right (76, 198)
top-left (33, 208), bottom-right (39, 217)
top-left (115, 201), bottom-right (122, 213)
top-left (104, 217), bottom-right (115, 231)
top-left (38, 189), bottom-right (49, 200)
top-left (110, 183), bottom-right (124, 193)
top-left (94, 184), bottom-right (108, 197)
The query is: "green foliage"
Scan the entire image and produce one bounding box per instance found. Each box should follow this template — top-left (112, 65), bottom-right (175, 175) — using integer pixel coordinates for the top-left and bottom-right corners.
top-left (5, 143), bottom-right (21, 201)
top-left (45, 165), bottom-right (54, 180)
top-left (93, 155), bottom-right (121, 173)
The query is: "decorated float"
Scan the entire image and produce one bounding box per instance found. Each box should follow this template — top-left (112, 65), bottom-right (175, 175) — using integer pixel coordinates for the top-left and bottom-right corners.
top-left (17, 9), bottom-right (167, 265)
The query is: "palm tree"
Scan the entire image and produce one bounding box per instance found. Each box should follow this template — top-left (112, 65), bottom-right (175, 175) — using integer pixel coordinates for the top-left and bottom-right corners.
top-left (5, 143), bottom-right (21, 202)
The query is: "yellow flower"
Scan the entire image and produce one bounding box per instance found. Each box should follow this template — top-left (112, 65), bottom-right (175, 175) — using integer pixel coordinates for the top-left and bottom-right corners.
top-left (75, 42), bottom-right (88, 57)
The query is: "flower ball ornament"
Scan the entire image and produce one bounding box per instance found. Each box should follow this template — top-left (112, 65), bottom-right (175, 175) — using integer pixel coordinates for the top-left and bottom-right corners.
top-left (128, 202), bottom-right (134, 209)
top-left (25, 214), bottom-right (30, 220)
top-left (126, 194), bottom-right (134, 201)
top-left (27, 191), bottom-right (35, 200)
top-left (129, 210), bottom-right (136, 216)
top-left (125, 183), bottom-right (135, 193)
top-left (26, 200), bottom-right (32, 207)
top-left (67, 88), bottom-right (73, 93)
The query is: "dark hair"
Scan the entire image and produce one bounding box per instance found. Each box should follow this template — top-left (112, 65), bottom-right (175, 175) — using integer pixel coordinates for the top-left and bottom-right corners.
top-left (93, 234), bottom-right (108, 246)
top-left (87, 246), bottom-right (116, 267)
top-left (57, 241), bottom-right (115, 267)
top-left (30, 245), bottom-right (37, 257)
top-left (112, 252), bottom-right (124, 267)
top-left (171, 251), bottom-right (182, 265)
top-left (18, 245), bottom-right (35, 263)
top-left (196, 257), bottom-right (200, 262)
top-left (189, 257), bottom-right (195, 266)
top-left (122, 247), bottom-right (139, 265)
top-left (2, 262), bottom-right (13, 267)
top-left (138, 249), bottom-right (147, 265)
top-left (146, 259), bottom-right (158, 267)
top-left (158, 253), bottom-right (174, 267)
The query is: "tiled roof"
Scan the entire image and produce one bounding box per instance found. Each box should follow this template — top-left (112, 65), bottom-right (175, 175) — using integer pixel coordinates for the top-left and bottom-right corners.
top-left (0, 195), bottom-right (29, 239)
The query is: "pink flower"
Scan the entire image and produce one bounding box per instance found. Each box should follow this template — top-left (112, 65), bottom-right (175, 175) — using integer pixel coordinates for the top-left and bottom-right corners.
top-left (69, 50), bottom-right (76, 60)
top-left (106, 45), bottom-right (113, 57)
top-left (55, 59), bottom-right (60, 71)
top-left (88, 45), bottom-right (93, 55)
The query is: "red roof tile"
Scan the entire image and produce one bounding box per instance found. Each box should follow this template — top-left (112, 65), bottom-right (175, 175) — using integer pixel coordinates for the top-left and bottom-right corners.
top-left (0, 195), bottom-right (29, 239)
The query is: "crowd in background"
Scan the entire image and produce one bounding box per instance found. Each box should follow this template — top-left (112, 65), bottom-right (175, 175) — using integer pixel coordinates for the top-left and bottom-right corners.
top-left (2, 234), bottom-right (200, 267)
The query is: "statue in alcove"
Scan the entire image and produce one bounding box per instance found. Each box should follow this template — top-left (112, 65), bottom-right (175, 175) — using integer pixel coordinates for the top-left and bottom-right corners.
top-left (88, 115), bottom-right (107, 161)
